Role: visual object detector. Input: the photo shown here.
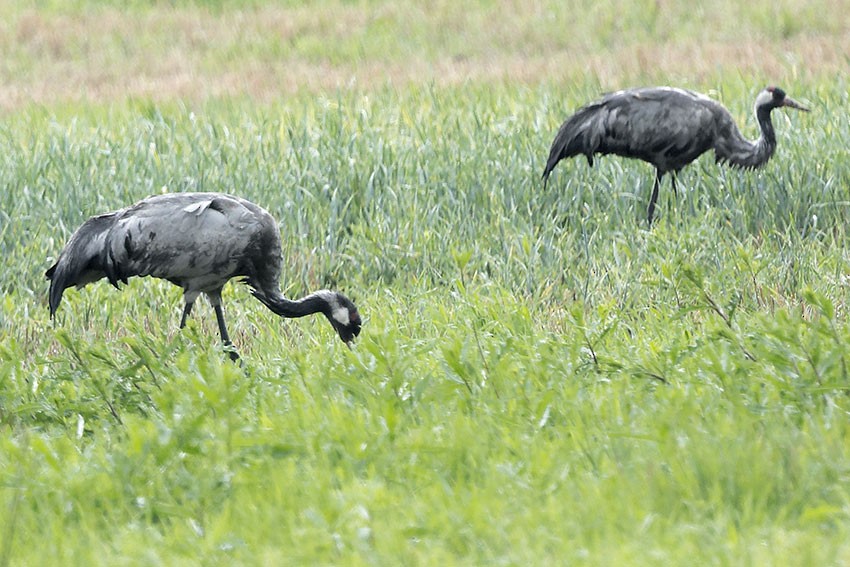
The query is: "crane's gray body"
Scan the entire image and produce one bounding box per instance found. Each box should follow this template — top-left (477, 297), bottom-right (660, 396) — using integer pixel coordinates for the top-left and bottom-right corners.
top-left (47, 192), bottom-right (282, 313)
top-left (546, 87), bottom-right (725, 175)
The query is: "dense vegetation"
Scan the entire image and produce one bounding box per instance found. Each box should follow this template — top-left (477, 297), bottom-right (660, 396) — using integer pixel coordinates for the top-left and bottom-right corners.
top-left (1, 1), bottom-right (849, 564)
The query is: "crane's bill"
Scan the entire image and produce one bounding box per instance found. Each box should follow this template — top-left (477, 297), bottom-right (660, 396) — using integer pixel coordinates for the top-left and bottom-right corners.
top-left (783, 97), bottom-right (809, 112)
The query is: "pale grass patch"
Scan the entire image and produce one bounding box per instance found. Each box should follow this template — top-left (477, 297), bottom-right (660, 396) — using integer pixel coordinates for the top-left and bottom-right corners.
top-left (0, 1), bottom-right (847, 109)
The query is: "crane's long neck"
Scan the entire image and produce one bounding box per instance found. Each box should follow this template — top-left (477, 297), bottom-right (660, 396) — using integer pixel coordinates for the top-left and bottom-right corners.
top-left (713, 106), bottom-right (777, 170)
top-left (254, 290), bottom-right (332, 319)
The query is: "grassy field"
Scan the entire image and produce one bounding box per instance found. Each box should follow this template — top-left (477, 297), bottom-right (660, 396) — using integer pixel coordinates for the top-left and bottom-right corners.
top-left (2, 0), bottom-right (850, 564)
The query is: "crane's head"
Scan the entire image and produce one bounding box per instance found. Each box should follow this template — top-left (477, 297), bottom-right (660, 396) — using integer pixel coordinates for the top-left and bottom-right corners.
top-left (756, 86), bottom-right (809, 113)
top-left (322, 291), bottom-right (362, 346)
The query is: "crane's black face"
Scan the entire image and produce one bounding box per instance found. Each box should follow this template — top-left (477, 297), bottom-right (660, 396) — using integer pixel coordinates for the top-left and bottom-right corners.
top-left (335, 310), bottom-right (362, 345)
top-left (765, 86), bottom-right (809, 112)
top-left (769, 86), bottom-right (786, 101)
top-left (325, 293), bottom-right (362, 346)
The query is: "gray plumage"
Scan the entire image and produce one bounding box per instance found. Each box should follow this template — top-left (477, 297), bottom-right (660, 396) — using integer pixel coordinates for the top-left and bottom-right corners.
top-left (542, 86), bottom-right (809, 224)
top-left (46, 192), bottom-right (362, 359)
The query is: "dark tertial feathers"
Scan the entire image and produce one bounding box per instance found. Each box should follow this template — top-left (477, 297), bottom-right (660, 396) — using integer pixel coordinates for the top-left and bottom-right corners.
top-left (46, 212), bottom-right (121, 315)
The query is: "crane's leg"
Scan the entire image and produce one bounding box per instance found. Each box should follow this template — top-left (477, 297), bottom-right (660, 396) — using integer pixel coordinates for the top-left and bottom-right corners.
top-left (180, 290), bottom-right (201, 329)
top-left (212, 304), bottom-right (241, 361)
top-left (647, 170), bottom-right (663, 225)
top-left (179, 302), bottom-right (194, 329)
top-left (205, 290), bottom-right (240, 361)
top-left (212, 304), bottom-right (240, 361)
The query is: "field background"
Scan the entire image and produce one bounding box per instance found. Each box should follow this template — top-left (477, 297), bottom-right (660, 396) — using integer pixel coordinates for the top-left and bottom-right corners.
top-left (2, 0), bottom-right (850, 564)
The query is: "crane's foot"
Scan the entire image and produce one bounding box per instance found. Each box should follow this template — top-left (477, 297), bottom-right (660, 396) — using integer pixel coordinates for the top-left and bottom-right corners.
top-left (646, 202), bottom-right (657, 226)
top-left (223, 341), bottom-right (241, 362)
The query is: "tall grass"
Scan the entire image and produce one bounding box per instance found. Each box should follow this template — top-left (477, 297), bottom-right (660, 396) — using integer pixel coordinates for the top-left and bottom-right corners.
top-left (2, 1), bottom-right (850, 564)
top-left (1, 80), bottom-right (848, 564)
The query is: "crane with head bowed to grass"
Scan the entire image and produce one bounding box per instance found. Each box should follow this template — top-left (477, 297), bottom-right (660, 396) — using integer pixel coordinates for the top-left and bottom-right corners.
top-left (542, 86), bottom-right (809, 224)
top-left (46, 192), bottom-right (362, 360)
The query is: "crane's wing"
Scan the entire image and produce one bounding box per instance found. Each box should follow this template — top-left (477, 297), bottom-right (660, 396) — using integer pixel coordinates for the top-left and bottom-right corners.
top-left (602, 89), bottom-right (720, 172)
top-left (101, 194), bottom-right (267, 290)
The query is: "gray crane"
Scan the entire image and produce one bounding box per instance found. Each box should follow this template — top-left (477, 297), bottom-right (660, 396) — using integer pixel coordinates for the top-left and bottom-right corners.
top-left (541, 86), bottom-right (809, 224)
top-left (46, 192), bottom-right (362, 360)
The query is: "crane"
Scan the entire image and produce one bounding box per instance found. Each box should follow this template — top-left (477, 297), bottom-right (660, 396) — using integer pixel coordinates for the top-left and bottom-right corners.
top-left (541, 86), bottom-right (809, 224)
top-left (46, 192), bottom-right (362, 360)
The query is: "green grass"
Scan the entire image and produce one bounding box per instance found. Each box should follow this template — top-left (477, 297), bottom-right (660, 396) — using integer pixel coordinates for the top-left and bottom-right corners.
top-left (2, 1), bottom-right (850, 565)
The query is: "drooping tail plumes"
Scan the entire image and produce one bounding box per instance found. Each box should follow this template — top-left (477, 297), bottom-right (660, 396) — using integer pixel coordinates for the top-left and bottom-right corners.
top-left (542, 103), bottom-right (606, 187)
top-left (45, 213), bottom-right (118, 316)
